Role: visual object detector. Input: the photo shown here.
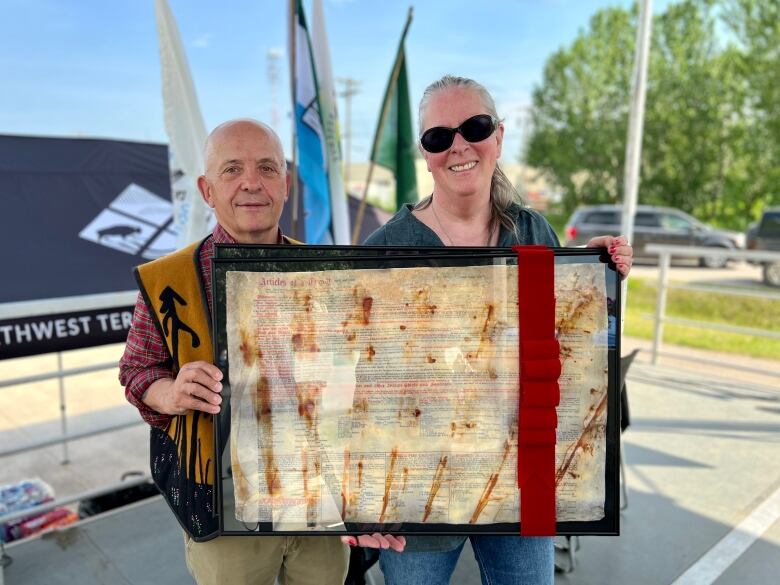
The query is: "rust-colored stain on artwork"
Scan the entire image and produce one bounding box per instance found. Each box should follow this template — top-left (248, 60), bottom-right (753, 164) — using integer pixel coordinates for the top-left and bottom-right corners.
top-left (290, 290), bottom-right (320, 352)
top-left (341, 448), bottom-right (350, 518)
top-left (295, 383), bottom-right (321, 434)
top-left (239, 326), bottom-right (261, 366)
top-left (362, 296), bottom-right (373, 325)
top-left (422, 455), bottom-right (448, 522)
top-left (470, 436), bottom-right (512, 524)
top-left (412, 288), bottom-right (437, 315)
top-left (255, 376), bottom-right (272, 420)
top-left (379, 448), bottom-right (398, 523)
top-left (555, 393), bottom-right (607, 487)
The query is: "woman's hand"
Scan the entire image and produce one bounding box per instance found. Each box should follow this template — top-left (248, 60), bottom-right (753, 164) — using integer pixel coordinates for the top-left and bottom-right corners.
top-left (341, 533), bottom-right (406, 552)
top-left (586, 235), bottom-right (633, 279)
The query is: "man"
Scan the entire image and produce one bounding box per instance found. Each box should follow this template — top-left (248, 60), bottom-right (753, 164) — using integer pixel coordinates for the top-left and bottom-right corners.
top-left (119, 119), bottom-right (349, 584)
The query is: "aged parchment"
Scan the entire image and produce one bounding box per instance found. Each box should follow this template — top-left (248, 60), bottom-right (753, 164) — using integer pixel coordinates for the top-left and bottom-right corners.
top-left (226, 262), bottom-right (609, 530)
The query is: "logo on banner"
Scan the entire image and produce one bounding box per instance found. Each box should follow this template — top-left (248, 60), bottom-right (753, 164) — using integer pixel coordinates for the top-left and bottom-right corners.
top-left (79, 183), bottom-right (179, 259)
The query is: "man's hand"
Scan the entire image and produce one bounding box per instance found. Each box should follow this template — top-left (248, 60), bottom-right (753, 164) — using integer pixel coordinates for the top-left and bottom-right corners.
top-left (142, 360), bottom-right (223, 416)
top-left (586, 235), bottom-right (633, 279)
top-left (341, 533), bottom-right (406, 552)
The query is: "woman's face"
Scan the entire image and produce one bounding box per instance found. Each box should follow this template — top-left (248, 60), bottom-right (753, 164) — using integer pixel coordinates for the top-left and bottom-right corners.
top-left (420, 87), bottom-right (504, 201)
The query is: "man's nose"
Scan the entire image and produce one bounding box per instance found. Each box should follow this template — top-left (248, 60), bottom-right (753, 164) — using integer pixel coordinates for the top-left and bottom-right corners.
top-left (241, 168), bottom-right (265, 191)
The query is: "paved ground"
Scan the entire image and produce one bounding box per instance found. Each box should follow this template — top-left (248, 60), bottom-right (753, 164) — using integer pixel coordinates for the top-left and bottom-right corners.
top-left (551, 359), bottom-right (780, 585)
top-left (1, 332), bottom-right (778, 584)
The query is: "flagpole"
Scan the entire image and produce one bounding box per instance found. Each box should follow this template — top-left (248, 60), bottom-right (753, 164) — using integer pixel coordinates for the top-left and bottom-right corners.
top-left (288, 0), bottom-right (300, 240)
top-left (351, 7), bottom-right (413, 245)
top-left (622, 0), bottom-right (652, 351)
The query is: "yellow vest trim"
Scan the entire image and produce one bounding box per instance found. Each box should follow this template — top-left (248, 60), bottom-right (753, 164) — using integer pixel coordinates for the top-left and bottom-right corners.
top-left (136, 239), bottom-right (214, 485)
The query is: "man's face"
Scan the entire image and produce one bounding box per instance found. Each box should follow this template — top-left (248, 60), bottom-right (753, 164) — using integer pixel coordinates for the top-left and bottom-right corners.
top-left (198, 121), bottom-right (290, 244)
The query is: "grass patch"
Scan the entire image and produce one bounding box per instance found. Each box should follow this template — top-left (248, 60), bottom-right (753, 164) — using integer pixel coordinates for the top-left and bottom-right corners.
top-left (624, 277), bottom-right (780, 360)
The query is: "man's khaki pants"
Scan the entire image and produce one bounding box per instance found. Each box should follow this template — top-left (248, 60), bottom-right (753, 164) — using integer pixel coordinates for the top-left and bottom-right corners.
top-left (184, 533), bottom-right (349, 585)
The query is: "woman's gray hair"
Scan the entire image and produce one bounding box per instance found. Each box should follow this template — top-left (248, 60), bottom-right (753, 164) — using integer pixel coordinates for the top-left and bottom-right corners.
top-left (416, 75), bottom-right (524, 237)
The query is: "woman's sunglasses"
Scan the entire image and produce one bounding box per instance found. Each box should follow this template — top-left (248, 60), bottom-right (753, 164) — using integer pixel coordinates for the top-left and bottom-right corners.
top-left (420, 114), bottom-right (497, 153)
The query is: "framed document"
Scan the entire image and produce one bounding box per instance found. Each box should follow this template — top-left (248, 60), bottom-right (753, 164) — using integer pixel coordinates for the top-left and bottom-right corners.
top-left (211, 246), bottom-right (621, 536)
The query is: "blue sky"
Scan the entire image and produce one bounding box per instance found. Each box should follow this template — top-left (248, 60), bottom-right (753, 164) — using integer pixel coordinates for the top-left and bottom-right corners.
top-left (0, 0), bottom-right (674, 163)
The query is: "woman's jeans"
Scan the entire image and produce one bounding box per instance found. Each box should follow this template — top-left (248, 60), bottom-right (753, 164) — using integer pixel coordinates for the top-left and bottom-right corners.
top-left (379, 535), bottom-right (553, 585)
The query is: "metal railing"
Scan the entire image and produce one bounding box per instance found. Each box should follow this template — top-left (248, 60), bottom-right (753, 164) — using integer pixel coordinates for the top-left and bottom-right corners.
top-left (0, 355), bottom-right (143, 462)
top-left (0, 290), bottom-right (139, 462)
top-left (644, 245), bottom-right (780, 376)
top-left (0, 351), bottom-right (149, 578)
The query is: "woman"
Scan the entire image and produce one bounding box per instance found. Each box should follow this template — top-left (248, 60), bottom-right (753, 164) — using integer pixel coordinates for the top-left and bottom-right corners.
top-left (345, 75), bottom-right (633, 584)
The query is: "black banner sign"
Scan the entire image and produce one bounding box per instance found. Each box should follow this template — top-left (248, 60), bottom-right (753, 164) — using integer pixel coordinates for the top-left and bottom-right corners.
top-left (0, 133), bottom-right (392, 360)
top-left (0, 306), bottom-right (135, 360)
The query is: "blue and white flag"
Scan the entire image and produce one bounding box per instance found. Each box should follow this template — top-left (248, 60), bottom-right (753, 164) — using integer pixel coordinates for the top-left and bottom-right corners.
top-left (289, 0), bottom-right (349, 244)
top-left (290, 0), bottom-right (329, 244)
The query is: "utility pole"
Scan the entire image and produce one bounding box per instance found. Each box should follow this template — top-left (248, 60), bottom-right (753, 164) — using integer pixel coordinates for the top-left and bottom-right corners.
top-left (337, 77), bottom-right (360, 194)
top-left (621, 0), bottom-right (653, 254)
top-left (621, 0), bottom-right (653, 347)
top-left (515, 104), bottom-right (532, 161)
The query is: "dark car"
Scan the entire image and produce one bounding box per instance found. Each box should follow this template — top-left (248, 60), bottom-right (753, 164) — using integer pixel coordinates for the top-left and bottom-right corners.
top-left (564, 204), bottom-right (744, 268)
top-left (748, 207), bottom-right (780, 287)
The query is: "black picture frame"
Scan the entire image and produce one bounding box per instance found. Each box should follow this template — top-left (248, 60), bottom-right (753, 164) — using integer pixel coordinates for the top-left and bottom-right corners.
top-left (211, 245), bottom-right (621, 536)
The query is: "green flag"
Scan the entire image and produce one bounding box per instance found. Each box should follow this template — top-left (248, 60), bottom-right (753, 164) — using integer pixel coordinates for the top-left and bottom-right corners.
top-left (370, 11), bottom-right (418, 209)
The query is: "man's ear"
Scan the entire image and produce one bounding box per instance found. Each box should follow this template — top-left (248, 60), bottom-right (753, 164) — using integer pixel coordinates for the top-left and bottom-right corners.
top-left (197, 175), bottom-right (214, 208)
top-left (284, 170), bottom-right (291, 202)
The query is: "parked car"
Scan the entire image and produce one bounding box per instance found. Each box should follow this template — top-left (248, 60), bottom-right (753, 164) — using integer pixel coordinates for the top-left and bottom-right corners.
top-left (747, 207), bottom-right (780, 287)
top-left (745, 221), bottom-right (759, 252)
top-left (564, 204), bottom-right (744, 268)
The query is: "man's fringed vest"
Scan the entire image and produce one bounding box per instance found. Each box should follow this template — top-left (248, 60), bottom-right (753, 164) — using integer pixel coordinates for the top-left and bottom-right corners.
top-left (135, 239), bottom-right (218, 541)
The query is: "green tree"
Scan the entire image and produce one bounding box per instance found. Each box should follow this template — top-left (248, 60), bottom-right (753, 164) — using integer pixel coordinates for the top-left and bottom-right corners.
top-left (641, 0), bottom-right (730, 216)
top-left (525, 0), bottom-right (780, 228)
top-left (721, 0), bottom-right (780, 221)
top-left (526, 7), bottom-right (635, 214)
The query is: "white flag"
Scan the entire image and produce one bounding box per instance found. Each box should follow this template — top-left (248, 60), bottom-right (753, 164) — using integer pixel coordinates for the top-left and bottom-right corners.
top-left (310, 0), bottom-right (350, 245)
top-left (154, 0), bottom-right (213, 247)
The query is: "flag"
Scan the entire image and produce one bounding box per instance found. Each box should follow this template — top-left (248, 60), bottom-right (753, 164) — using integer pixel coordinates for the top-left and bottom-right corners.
top-left (370, 10), bottom-right (418, 209)
top-left (154, 0), bottom-right (213, 247)
top-left (311, 0), bottom-right (350, 245)
top-left (289, 0), bottom-right (347, 244)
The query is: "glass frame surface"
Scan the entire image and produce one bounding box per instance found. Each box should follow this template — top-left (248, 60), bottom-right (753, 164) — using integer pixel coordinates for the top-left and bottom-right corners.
top-left (211, 245), bottom-right (621, 536)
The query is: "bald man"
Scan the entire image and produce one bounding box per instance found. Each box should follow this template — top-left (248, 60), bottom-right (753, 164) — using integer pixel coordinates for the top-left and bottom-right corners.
top-left (120, 119), bottom-right (349, 584)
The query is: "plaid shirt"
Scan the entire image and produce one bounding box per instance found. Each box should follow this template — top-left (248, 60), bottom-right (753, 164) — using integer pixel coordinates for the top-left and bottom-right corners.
top-left (119, 224), bottom-right (288, 429)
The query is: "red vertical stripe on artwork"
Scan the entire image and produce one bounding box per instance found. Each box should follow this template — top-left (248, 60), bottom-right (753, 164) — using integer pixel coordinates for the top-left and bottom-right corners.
top-left (513, 245), bottom-right (560, 536)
